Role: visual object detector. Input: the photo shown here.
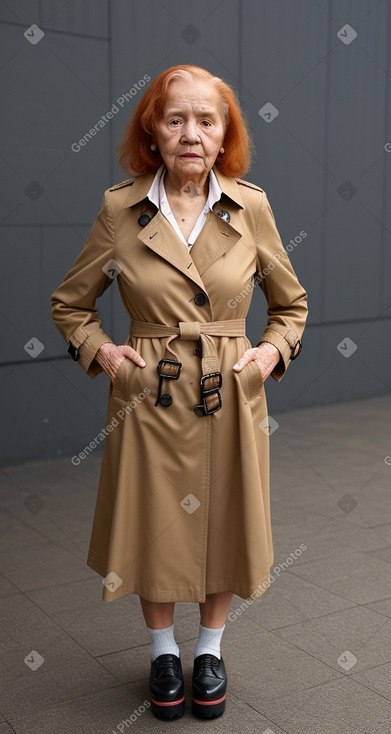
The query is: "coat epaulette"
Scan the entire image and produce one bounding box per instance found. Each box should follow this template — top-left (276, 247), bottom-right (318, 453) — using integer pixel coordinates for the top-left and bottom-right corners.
top-left (235, 178), bottom-right (264, 193)
top-left (109, 178), bottom-right (135, 191)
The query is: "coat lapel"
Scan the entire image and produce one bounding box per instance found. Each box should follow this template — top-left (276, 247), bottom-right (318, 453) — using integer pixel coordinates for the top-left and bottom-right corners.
top-left (189, 205), bottom-right (242, 277)
top-left (137, 210), bottom-right (206, 292)
top-left (189, 167), bottom-right (244, 276)
top-left (121, 166), bottom-right (245, 287)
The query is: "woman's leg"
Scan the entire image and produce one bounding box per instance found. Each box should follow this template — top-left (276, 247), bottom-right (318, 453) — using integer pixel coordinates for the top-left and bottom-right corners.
top-left (139, 597), bottom-right (175, 629)
top-left (140, 598), bottom-right (184, 719)
top-left (139, 591), bottom-right (233, 631)
top-left (199, 591), bottom-right (233, 628)
top-left (139, 596), bottom-right (180, 661)
top-left (194, 591), bottom-right (233, 660)
top-left (192, 591), bottom-right (232, 718)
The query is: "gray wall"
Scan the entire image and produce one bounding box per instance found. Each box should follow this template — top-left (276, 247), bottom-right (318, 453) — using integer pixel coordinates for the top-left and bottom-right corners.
top-left (0, 0), bottom-right (390, 465)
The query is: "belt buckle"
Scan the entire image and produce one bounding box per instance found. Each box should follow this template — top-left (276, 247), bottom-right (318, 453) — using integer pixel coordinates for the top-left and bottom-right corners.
top-left (156, 358), bottom-right (182, 379)
top-left (201, 391), bottom-right (222, 415)
top-left (155, 359), bottom-right (182, 408)
top-left (67, 341), bottom-right (79, 361)
top-left (195, 371), bottom-right (223, 415)
top-left (200, 371), bottom-right (222, 395)
top-left (290, 340), bottom-right (302, 360)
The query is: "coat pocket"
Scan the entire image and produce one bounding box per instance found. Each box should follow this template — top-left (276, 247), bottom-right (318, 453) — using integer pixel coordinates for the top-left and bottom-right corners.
top-left (241, 359), bottom-right (264, 402)
top-left (112, 358), bottom-right (136, 402)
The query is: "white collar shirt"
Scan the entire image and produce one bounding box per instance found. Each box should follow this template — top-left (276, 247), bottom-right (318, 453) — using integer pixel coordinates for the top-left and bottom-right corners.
top-left (146, 164), bottom-right (222, 251)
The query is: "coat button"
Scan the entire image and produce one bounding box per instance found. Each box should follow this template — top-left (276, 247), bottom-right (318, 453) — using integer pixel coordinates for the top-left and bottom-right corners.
top-left (216, 209), bottom-right (231, 223)
top-left (194, 292), bottom-right (208, 306)
top-left (193, 347), bottom-right (202, 357)
top-left (138, 213), bottom-right (151, 226)
top-left (160, 393), bottom-right (173, 407)
top-left (193, 405), bottom-right (205, 417)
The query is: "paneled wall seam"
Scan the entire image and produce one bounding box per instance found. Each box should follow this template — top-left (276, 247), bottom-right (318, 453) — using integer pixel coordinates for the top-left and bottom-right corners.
top-left (380, 0), bottom-right (391, 315)
top-left (0, 19), bottom-right (109, 42)
top-left (320, 0), bottom-right (334, 323)
top-left (39, 223), bottom-right (44, 333)
top-left (0, 223), bottom-right (95, 228)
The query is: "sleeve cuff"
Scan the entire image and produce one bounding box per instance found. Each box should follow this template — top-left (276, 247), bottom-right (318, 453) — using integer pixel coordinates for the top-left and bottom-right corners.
top-left (256, 327), bottom-right (301, 382)
top-left (68, 322), bottom-right (113, 378)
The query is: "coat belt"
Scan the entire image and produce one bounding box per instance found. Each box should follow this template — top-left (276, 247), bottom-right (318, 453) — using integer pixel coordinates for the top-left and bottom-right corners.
top-left (129, 318), bottom-right (246, 378)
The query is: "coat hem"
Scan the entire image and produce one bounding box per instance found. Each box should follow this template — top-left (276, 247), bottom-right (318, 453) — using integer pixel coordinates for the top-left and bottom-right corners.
top-left (87, 554), bottom-right (274, 603)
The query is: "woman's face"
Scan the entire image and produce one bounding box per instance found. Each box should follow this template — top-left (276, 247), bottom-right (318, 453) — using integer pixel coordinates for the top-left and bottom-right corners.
top-left (153, 77), bottom-right (226, 187)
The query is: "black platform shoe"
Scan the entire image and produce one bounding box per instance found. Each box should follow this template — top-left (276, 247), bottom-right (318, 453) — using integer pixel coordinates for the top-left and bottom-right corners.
top-left (149, 653), bottom-right (185, 719)
top-left (192, 653), bottom-right (227, 718)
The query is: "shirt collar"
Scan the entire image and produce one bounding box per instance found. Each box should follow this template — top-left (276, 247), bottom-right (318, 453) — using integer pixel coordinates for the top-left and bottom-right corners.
top-left (147, 164), bottom-right (222, 212)
top-left (119, 165), bottom-right (244, 209)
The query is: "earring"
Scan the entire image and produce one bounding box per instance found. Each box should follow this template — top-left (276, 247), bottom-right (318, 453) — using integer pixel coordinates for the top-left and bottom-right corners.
top-left (219, 147), bottom-right (225, 154)
top-left (150, 143), bottom-right (157, 151)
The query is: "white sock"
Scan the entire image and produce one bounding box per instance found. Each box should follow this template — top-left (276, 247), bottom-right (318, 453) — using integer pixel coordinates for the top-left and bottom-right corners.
top-left (194, 623), bottom-right (225, 660)
top-left (146, 623), bottom-right (180, 662)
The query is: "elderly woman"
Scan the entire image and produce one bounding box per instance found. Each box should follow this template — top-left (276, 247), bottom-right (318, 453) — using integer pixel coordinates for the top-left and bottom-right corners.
top-left (51, 64), bottom-right (307, 720)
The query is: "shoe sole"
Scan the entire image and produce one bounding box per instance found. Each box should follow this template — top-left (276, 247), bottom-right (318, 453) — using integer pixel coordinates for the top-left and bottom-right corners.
top-left (151, 696), bottom-right (185, 719)
top-left (192, 693), bottom-right (226, 718)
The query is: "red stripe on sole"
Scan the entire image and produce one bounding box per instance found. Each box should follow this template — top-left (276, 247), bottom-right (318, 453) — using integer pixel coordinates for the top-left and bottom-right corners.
top-left (192, 694), bottom-right (226, 706)
top-left (151, 696), bottom-right (185, 707)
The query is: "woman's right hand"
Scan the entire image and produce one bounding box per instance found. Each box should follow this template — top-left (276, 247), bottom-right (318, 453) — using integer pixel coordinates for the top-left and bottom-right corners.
top-left (95, 342), bottom-right (146, 383)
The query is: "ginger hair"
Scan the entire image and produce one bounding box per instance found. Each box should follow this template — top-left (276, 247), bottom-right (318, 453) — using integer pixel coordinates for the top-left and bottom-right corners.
top-left (117, 65), bottom-right (252, 177)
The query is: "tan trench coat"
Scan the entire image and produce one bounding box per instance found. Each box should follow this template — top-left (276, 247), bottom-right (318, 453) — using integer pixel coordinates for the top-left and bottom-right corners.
top-left (51, 166), bottom-right (308, 604)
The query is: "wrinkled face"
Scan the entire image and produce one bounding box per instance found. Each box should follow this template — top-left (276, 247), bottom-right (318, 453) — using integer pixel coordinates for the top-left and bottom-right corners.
top-left (153, 77), bottom-right (226, 183)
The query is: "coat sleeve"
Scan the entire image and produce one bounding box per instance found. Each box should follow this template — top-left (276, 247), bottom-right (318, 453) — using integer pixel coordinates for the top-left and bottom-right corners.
top-left (254, 191), bottom-right (308, 382)
top-left (51, 190), bottom-right (115, 378)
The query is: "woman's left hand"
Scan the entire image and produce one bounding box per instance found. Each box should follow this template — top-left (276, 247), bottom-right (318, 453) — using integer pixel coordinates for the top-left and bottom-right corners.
top-left (233, 343), bottom-right (281, 383)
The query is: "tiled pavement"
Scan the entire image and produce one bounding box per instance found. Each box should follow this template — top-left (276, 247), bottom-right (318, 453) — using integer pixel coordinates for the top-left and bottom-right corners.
top-left (1, 395), bottom-right (390, 733)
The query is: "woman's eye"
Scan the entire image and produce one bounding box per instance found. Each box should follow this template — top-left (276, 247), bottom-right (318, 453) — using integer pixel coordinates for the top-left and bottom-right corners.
top-left (170, 119), bottom-right (181, 126)
top-left (201, 120), bottom-right (211, 127)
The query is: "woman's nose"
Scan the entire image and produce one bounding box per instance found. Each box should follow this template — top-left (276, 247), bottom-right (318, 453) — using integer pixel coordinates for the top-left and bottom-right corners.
top-left (181, 123), bottom-right (200, 144)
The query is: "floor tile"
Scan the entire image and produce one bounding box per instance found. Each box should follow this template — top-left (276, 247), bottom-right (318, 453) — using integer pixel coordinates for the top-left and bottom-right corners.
top-left (259, 676), bottom-right (391, 734)
top-left (272, 604), bottom-right (391, 672)
top-left (1, 635), bottom-right (119, 719)
top-left (351, 661), bottom-right (391, 700)
top-left (289, 551), bottom-right (391, 604)
top-left (222, 619), bottom-right (340, 705)
top-left (230, 572), bottom-right (354, 631)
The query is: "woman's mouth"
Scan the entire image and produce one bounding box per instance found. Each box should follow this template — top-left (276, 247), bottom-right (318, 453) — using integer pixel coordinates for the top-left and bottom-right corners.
top-left (180, 153), bottom-right (201, 158)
